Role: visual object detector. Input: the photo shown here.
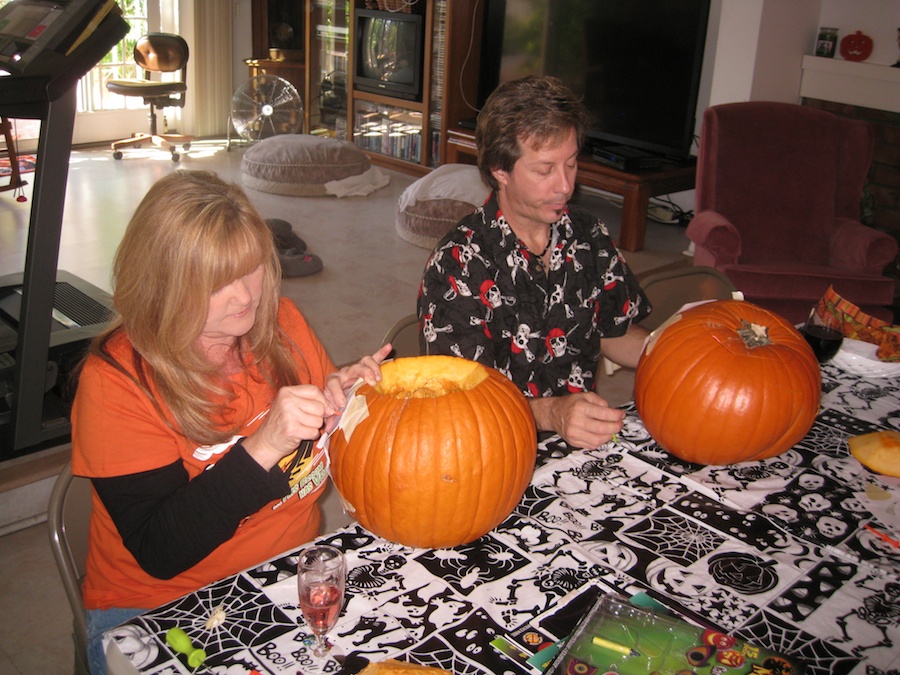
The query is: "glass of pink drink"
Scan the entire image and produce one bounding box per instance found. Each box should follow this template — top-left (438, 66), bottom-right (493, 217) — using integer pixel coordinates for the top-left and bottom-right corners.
top-left (297, 544), bottom-right (346, 658)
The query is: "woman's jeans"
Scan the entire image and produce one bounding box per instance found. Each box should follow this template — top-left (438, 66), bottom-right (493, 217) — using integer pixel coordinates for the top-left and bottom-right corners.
top-left (86, 607), bottom-right (143, 675)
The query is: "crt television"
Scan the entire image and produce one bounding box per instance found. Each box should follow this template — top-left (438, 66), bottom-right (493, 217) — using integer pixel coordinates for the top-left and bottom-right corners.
top-left (477, 0), bottom-right (711, 163)
top-left (353, 9), bottom-right (425, 102)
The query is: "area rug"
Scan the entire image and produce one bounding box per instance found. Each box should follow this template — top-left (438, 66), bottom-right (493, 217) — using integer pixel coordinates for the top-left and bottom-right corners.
top-left (0, 155), bottom-right (37, 177)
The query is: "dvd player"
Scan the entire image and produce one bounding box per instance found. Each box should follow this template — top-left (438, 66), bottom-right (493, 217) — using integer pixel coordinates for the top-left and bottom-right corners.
top-left (593, 144), bottom-right (662, 171)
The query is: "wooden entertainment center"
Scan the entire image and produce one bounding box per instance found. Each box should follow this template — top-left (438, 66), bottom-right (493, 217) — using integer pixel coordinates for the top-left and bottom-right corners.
top-left (248, 0), bottom-right (695, 252)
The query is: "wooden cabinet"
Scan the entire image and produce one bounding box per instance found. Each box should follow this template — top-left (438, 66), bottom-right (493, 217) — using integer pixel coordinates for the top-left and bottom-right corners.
top-left (244, 58), bottom-right (306, 107)
top-left (343, 0), bottom-right (485, 173)
top-left (251, 0), bottom-right (305, 59)
top-left (306, 0), bottom-right (349, 138)
top-left (250, 0), bottom-right (482, 174)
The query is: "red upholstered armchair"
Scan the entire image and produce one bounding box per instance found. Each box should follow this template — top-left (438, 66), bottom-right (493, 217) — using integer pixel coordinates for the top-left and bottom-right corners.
top-left (686, 101), bottom-right (897, 324)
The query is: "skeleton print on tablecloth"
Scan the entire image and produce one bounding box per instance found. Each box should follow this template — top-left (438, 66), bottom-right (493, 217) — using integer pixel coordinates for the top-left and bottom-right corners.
top-left (834, 579), bottom-right (900, 658)
top-left (820, 365), bottom-right (900, 429)
top-left (346, 554), bottom-right (408, 598)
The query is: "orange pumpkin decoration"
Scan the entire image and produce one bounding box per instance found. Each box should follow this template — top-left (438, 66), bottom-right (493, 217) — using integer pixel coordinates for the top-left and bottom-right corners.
top-left (634, 300), bottom-right (820, 465)
top-left (839, 31), bottom-right (873, 62)
top-left (328, 355), bottom-right (537, 548)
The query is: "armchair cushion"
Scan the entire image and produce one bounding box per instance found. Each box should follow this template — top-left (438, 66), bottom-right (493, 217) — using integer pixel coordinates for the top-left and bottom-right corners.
top-left (686, 210), bottom-right (741, 266)
top-left (721, 263), bottom-right (894, 304)
top-left (829, 218), bottom-right (899, 274)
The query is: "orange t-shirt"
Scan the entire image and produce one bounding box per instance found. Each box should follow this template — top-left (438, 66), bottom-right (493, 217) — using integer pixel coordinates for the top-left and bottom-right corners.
top-left (71, 298), bottom-right (336, 610)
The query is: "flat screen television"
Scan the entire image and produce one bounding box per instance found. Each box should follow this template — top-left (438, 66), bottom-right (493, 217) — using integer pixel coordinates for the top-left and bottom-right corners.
top-left (353, 9), bottom-right (425, 102)
top-left (477, 0), bottom-right (711, 163)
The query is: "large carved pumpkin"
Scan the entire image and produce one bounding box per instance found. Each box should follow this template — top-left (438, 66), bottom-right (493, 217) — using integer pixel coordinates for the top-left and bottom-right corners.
top-left (634, 300), bottom-right (820, 465)
top-left (328, 355), bottom-right (537, 548)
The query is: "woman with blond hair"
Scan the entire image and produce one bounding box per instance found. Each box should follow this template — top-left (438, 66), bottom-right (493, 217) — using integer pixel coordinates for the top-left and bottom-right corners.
top-left (71, 170), bottom-right (390, 674)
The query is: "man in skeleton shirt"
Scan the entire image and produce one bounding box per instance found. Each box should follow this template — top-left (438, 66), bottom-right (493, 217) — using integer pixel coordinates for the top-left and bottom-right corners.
top-left (417, 76), bottom-right (651, 449)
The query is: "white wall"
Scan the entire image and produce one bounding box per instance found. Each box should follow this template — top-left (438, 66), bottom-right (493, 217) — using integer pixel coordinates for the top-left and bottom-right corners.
top-left (708, 0), bottom-right (898, 106)
top-left (672, 0), bottom-right (893, 213)
top-left (232, 0), bottom-right (254, 91)
top-left (819, 0), bottom-right (900, 66)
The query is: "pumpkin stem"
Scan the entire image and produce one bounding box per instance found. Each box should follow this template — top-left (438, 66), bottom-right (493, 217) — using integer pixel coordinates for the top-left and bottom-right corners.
top-left (737, 320), bottom-right (770, 348)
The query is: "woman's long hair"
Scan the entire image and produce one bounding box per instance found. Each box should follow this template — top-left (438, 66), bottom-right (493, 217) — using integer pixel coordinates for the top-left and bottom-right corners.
top-left (91, 170), bottom-right (299, 445)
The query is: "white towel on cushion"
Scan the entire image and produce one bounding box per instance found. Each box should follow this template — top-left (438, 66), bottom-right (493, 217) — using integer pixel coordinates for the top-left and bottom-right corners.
top-left (325, 166), bottom-right (390, 198)
top-left (397, 163), bottom-right (489, 214)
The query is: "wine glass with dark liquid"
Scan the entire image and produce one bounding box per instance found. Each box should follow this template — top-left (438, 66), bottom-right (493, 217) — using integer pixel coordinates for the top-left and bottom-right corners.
top-left (802, 308), bottom-right (843, 364)
top-left (297, 544), bottom-right (345, 658)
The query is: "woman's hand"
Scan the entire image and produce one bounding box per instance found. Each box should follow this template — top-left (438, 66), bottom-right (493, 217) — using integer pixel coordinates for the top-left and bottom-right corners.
top-left (324, 343), bottom-right (393, 410)
top-left (242, 385), bottom-right (334, 470)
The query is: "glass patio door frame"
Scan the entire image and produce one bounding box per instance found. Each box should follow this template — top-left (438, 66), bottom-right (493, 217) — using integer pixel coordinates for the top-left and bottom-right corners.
top-left (72, 0), bottom-right (178, 146)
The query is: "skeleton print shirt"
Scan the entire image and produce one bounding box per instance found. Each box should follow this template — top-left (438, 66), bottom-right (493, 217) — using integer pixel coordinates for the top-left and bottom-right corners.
top-left (417, 192), bottom-right (650, 398)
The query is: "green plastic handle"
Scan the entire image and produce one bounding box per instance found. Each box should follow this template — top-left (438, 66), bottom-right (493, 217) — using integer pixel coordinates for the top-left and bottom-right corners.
top-left (165, 627), bottom-right (206, 668)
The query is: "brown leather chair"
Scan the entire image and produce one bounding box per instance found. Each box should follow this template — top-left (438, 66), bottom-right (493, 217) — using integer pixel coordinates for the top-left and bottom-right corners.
top-left (687, 101), bottom-right (897, 324)
top-left (106, 33), bottom-right (192, 161)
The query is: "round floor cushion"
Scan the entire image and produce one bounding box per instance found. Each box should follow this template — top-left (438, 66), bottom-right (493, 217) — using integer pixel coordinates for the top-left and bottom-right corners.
top-left (241, 135), bottom-right (373, 197)
top-left (396, 164), bottom-right (490, 249)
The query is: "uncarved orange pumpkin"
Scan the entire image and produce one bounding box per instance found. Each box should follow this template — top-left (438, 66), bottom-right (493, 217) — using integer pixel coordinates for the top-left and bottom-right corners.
top-left (328, 355), bottom-right (537, 548)
top-left (634, 300), bottom-right (820, 465)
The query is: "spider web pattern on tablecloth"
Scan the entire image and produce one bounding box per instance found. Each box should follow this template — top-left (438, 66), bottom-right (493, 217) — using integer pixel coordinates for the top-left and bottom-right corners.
top-left (138, 573), bottom-right (297, 670)
top-left (734, 608), bottom-right (860, 675)
top-left (622, 508), bottom-right (725, 566)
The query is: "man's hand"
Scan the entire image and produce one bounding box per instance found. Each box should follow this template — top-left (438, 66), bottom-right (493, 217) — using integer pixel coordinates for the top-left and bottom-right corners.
top-left (529, 392), bottom-right (625, 449)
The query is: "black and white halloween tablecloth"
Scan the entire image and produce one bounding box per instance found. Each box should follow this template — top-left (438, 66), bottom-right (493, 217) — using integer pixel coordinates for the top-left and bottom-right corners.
top-left (105, 365), bottom-right (900, 675)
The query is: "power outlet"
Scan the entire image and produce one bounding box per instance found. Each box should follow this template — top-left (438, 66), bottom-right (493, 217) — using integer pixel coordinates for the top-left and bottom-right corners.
top-left (647, 204), bottom-right (678, 224)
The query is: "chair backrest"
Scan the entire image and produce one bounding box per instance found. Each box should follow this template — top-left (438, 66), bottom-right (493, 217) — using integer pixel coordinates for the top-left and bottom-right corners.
top-left (695, 101), bottom-right (874, 266)
top-left (637, 265), bottom-right (737, 331)
top-left (135, 33), bottom-right (189, 75)
top-left (47, 462), bottom-right (92, 669)
top-left (134, 33), bottom-right (189, 110)
top-left (382, 314), bottom-right (421, 358)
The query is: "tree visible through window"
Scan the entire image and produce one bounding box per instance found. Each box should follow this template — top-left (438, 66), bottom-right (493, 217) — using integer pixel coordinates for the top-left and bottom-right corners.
top-left (78, 0), bottom-right (149, 113)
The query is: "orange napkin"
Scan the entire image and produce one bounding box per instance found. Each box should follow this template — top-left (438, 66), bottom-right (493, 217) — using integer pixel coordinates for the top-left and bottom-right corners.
top-left (815, 286), bottom-right (899, 362)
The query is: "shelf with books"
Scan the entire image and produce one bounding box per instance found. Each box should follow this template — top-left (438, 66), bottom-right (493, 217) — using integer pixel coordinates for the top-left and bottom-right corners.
top-left (352, 100), bottom-right (423, 164)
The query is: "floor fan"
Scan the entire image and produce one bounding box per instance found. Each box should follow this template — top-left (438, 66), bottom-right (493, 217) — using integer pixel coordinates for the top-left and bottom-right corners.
top-left (227, 75), bottom-right (303, 149)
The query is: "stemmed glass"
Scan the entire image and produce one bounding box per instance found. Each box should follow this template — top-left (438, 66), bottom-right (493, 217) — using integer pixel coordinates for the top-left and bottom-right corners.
top-left (801, 306), bottom-right (844, 364)
top-left (297, 544), bottom-right (346, 658)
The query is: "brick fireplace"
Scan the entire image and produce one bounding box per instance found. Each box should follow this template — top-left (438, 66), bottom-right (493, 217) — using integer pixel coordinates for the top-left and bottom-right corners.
top-left (800, 56), bottom-right (900, 318)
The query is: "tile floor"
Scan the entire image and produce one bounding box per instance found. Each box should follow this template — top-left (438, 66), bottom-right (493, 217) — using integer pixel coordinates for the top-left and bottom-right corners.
top-left (0, 139), bottom-right (692, 674)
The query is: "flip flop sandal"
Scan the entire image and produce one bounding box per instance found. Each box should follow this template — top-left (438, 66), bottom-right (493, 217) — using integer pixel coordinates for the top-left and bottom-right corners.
top-left (265, 218), bottom-right (307, 254)
top-left (279, 251), bottom-right (323, 277)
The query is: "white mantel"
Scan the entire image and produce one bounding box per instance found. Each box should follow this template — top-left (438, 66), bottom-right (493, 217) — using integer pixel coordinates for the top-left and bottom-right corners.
top-left (800, 55), bottom-right (900, 113)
